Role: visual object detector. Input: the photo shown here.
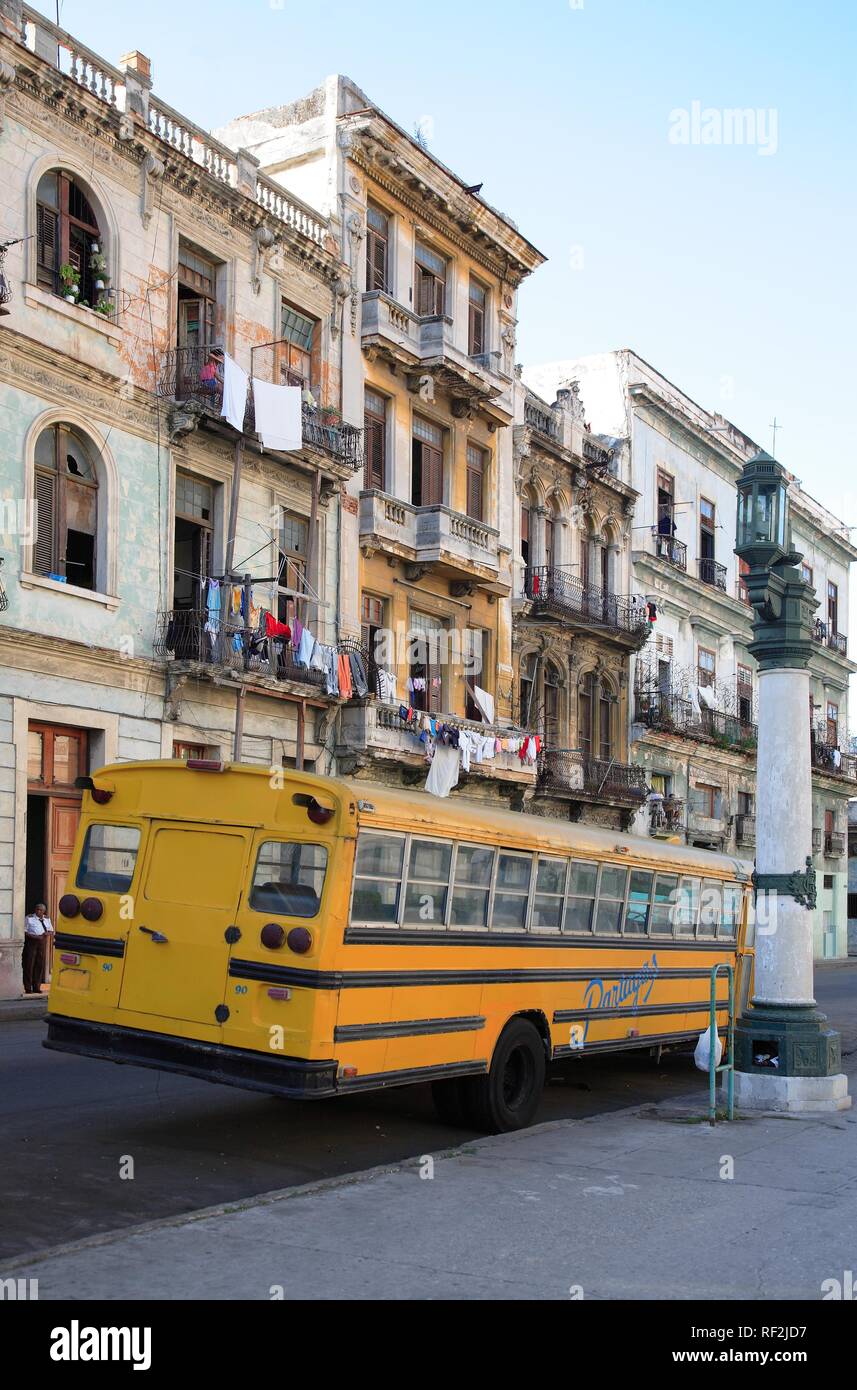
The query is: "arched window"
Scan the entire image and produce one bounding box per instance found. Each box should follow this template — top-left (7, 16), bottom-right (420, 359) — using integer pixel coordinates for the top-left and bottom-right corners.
top-left (520, 497), bottom-right (531, 567)
top-left (520, 652), bottom-right (538, 727)
top-left (578, 669), bottom-right (615, 762)
top-left (33, 424), bottom-right (99, 590)
top-left (36, 171), bottom-right (102, 305)
top-left (543, 661), bottom-right (561, 745)
top-left (544, 512), bottom-right (555, 571)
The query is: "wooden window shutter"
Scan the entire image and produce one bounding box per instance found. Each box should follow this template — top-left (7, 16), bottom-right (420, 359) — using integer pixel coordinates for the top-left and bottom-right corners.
top-left (416, 267), bottom-right (433, 316)
top-left (466, 448), bottom-right (484, 520)
top-left (36, 204), bottom-right (58, 281)
top-left (423, 444), bottom-right (443, 506)
top-left (33, 469), bottom-right (56, 575)
top-left (364, 417), bottom-right (385, 489)
top-left (469, 301), bottom-right (484, 355)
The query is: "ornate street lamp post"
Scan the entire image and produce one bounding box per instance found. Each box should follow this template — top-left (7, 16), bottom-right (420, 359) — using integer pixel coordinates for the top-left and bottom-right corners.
top-left (733, 452), bottom-right (850, 1111)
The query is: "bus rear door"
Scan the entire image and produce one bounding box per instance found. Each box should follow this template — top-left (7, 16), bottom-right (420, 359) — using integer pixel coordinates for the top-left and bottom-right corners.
top-left (118, 822), bottom-right (252, 1028)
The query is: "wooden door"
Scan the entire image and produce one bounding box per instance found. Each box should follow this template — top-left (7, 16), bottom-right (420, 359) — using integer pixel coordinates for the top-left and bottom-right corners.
top-left (47, 797), bottom-right (81, 979)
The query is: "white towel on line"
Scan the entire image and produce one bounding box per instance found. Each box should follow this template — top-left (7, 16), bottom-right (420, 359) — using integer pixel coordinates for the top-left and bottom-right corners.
top-left (252, 380), bottom-right (302, 451)
top-left (221, 353), bottom-right (249, 433)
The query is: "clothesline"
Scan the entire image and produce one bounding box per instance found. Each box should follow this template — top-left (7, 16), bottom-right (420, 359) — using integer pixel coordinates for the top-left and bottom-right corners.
top-left (393, 702), bottom-right (541, 797)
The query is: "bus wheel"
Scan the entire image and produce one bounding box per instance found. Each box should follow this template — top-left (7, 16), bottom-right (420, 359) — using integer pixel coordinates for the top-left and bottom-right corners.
top-left (461, 1019), bottom-right (546, 1134)
top-left (431, 1078), bottom-right (468, 1127)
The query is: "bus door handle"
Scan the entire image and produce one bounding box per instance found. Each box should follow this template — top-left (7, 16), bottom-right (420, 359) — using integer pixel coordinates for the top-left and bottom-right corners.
top-left (139, 926), bottom-right (169, 944)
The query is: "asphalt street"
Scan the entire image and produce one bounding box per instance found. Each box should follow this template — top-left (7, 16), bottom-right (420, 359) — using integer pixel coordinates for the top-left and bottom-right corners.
top-left (2, 960), bottom-right (854, 1262)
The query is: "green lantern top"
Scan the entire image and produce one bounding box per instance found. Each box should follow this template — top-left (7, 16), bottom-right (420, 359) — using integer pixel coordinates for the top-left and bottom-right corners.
top-left (735, 452), bottom-right (790, 569)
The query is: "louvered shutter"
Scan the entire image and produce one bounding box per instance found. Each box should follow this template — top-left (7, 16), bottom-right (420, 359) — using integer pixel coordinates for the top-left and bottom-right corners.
top-left (423, 445), bottom-right (443, 506)
top-left (364, 418), bottom-right (385, 489)
top-left (416, 267), bottom-right (432, 316)
top-left (36, 204), bottom-right (58, 285)
top-left (466, 453), bottom-right (483, 520)
top-left (33, 469), bottom-right (56, 575)
top-left (367, 232), bottom-right (387, 292)
top-left (469, 302), bottom-right (484, 355)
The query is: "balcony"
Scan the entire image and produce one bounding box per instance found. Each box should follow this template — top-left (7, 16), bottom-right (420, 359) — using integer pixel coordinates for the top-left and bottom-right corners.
top-left (524, 399), bottom-right (559, 441)
top-left (810, 738), bottom-right (857, 782)
top-left (359, 490), bottom-right (500, 583)
top-left (361, 292), bottom-right (511, 422)
top-left (537, 749), bottom-right (648, 806)
top-left (336, 701), bottom-right (535, 789)
top-left (635, 692), bottom-right (757, 751)
top-left (523, 567), bottom-right (651, 649)
top-left (653, 532), bottom-right (688, 570)
top-left (698, 557), bottom-right (727, 591)
top-left (687, 809), bottom-right (728, 844)
top-left (812, 620), bottom-right (848, 656)
top-left (735, 813), bottom-right (756, 847)
top-left (157, 346), bottom-right (362, 470)
top-left (824, 831), bottom-right (846, 859)
top-left (154, 609), bottom-right (327, 692)
top-left (649, 797), bottom-right (685, 837)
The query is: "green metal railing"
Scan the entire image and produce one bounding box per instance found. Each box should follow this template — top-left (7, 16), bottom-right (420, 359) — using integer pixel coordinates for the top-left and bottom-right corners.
top-left (708, 962), bottom-right (735, 1124)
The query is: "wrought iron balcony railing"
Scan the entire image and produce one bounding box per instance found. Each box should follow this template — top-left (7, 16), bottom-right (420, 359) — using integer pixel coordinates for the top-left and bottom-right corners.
top-left (649, 797), bottom-right (685, 835)
top-left (698, 557), bottom-right (727, 591)
top-left (653, 532), bottom-right (687, 569)
top-left (154, 608), bottom-right (327, 688)
top-left (810, 737), bottom-right (857, 781)
top-left (824, 831), bottom-right (846, 858)
top-left (538, 749), bottom-right (649, 803)
top-left (157, 346), bottom-right (362, 468)
top-left (635, 692), bottom-right (757, 750)
top-left (735, 813), bottom-right (756, 846)
top-left (524, 567), bottom-right (650, 639)
top-left (812, 620), bottom-right (848, 656)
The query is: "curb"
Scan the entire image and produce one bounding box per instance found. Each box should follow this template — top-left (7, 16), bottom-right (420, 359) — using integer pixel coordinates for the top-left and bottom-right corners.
top-left (0, 998), bottom-right (48, 1023)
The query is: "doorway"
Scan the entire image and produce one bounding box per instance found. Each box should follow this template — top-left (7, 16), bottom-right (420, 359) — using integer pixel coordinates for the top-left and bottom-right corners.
top-left (26, 723), bottom-right (88, 983)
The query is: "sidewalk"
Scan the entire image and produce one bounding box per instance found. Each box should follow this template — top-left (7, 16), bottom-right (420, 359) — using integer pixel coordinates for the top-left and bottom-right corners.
top-left (6, 1084), bottom-right (857, 1301)
top-left (0, 995), bottom-right (47, 1024)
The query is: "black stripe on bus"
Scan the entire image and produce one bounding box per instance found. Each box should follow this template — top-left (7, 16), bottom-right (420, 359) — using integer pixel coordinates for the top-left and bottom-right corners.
top-left (553, 1030), bottom-right (700, 1058)
top-left (334, 1015), bottom-right (486, 1042)
top-left (54, 932), bottom-right (125, 959)
top-left (228, 960), bottom-right (733, 991)
top-left (553, 998), bottom-right (724, 1023)
top-left (343, 927), bottom-right (736, 951)
top-left (336, 1059), bottom-right (488, 1093)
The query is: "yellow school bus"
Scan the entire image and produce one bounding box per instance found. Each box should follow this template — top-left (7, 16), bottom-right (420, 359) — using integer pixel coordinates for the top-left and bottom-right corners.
top-left (45, 759), bottom-right (753, 1132)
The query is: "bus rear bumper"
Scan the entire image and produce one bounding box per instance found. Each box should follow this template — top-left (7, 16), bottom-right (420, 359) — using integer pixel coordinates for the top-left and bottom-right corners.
top-left (44, 1014), bottom-right (339, 1099)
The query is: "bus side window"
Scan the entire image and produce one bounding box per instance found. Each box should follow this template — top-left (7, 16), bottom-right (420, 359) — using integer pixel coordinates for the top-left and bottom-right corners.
top-left (449, 844), bottom-right (495, 928)
top-left (651, 874), bottom-right (679, 935)
top-left (624, 870), bottom-right (654, 935)
top-left (351, 832), bottom-right (405, 925)
top-left (672, 876), bottom-right (700, 936)
top-left (403, 838), bottom-right (452, 926)
top-left (491, 851), bottom-right (533, 931)
top-left (563, 860), bottom-right (597, 933)
top-left (698, 879), bottom-right (722, 938)
top-left (249, 841), bottom-right (328, 918)
top-left (719, 882), bottom-right (742, 939)
top-left (595, 866), bottom-right (627, 934)
top-left (531, 857), bottom-right (568, 933)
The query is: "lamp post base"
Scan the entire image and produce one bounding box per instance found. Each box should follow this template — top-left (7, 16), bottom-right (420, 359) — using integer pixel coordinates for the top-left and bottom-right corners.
top-left (734, 1070), bottom-right (851, 1113)
top-left (732, 1003), bottom-right (850, 1111)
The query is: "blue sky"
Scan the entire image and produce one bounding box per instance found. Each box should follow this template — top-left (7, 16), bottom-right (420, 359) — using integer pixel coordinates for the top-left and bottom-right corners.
top-left (58, 0), bottom-right (855, 529)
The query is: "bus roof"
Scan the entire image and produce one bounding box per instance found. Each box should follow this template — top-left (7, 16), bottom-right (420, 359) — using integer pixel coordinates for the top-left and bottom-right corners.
top-left (88, 761), bottom-right (752, 882)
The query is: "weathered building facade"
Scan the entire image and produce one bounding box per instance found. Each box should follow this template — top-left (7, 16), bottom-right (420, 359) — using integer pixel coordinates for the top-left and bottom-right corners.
top-left (0, 3), bottom-right (362, 996)
top-left (528, 350), bottom-right (857, 959)
top-left (511, 379), bottom-right (651, 826)
top-left (218, 76), bottom-right (548, 807)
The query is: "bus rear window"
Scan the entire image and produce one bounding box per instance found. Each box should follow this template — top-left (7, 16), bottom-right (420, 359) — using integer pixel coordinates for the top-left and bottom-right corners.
top-left (76, 824), bottom-right (141, 894)
top-left (250, 842), bottom-right (328, 918)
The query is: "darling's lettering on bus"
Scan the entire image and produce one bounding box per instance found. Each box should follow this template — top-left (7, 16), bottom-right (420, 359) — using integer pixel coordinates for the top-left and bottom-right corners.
top-left (574, 954), bottom-right (660, 1046)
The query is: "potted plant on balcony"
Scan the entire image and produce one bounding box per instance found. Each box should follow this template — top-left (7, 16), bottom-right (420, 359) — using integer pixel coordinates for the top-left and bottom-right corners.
top-left (59, 263), bottom-right (80, 303)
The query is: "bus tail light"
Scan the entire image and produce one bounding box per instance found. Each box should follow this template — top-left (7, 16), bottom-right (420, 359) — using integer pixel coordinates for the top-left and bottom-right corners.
top-left (261, 923), bottom-right (286, 950)
top-left (80, 898), bottom-right (103, 922)
top-left (341, 1066), bottom-right (358, 1079)
top-left (292, 793), bottom-right (334, 825)
top-left (267, 987), bottom-right (292, 1001)
top-left (186, 759), bottom-right (224, 772)
top-left (287, 927), bottom-right (312, 954)
top-left (60, 953), bottom-right (81, 966)
top-left (59, 894), bottom-right (80, 918)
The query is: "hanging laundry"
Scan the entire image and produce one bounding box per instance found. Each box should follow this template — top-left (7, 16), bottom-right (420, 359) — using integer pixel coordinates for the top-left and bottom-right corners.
top-left (309, 642), bottom-right (328, 673)
top-left (472, 684), bottom-right (495, 725)
top-left (348, 650), bottom-right (370, 697)
top-left (264, 612), bottom-right (292, 641)
top-left (221, 353), bottom-right (249, 433)
top-left (323, 647), bottom-right (339, 696)
top-left (425, 743), bottom-right (461, 798)
top-left (205, 578), bottom-right (221, 634)
top-left (337, 653), bottom-right (353, 700)
top-left (252, 379), bottom-right (302, 451)
top-left (292, 617), bottom-right (304, 651)
top-left (297, 627), bottom-right (316, 668)
top-left (377, 668), bottom-right (397, 703)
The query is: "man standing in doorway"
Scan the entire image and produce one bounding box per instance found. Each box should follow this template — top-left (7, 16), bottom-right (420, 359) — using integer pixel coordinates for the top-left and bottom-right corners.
top-left (22, 903), bottom-right (53, 995)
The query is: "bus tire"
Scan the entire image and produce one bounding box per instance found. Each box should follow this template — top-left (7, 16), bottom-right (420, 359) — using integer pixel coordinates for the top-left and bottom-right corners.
top-left (460, 1018), bottom-right (546, 1134)
top-left (431, 1077), bottom-right (468, 1126)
